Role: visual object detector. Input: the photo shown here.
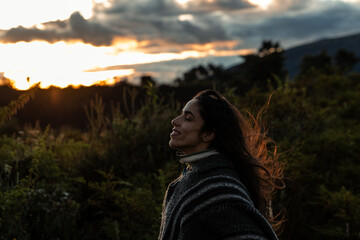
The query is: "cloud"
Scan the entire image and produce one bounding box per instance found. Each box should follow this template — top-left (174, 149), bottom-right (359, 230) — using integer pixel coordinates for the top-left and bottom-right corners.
top-left (0, 12), bottom-right (122, 46)
top-left (231, 1), bottom-right (360, 48)
top-left (0, 0), bottom-right (359, 51)
top-left (100, 0), bottom-right (253, 15)
top-left (93, 0), bottom-right (253, 47)
top-left (146, 17), bottom-right (230, 44)
top-left (0, 26), bottom-right (61, 44)
top-left (269, 0), bottom-right (313, 11)
top-left (0, 0), bottom-right (253, 47)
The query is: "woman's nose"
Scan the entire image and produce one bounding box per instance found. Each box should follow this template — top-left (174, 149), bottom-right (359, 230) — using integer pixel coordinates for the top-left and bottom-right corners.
top-left (171, 116), bottom-right (180, 126)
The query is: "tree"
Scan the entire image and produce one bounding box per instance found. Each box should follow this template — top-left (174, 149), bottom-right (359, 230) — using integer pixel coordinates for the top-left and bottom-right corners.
top-left (140, 75), bottom-right (156, 87)
top-left (299, 49), bottom-right (359, 76)
top-left (300, 50), bottom-right (333, 75)
top-left (335, 48), bottom-right (359, 73)
top-left (239, 40), bottom-right (287, 91)
top-left (175, 64), bottom-right (226, 88)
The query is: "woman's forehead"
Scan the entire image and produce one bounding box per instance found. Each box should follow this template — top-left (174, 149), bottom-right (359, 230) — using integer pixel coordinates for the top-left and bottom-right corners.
top-left (183, 99), bottom-right (199, 111)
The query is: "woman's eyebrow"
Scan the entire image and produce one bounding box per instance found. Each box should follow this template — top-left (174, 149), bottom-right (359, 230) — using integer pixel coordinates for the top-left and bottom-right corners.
top-left (183, 110), bottom-right (195, 117)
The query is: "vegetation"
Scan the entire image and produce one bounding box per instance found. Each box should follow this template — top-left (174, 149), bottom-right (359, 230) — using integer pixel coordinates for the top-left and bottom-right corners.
top-left (0, 44), bottom-right (359, 239)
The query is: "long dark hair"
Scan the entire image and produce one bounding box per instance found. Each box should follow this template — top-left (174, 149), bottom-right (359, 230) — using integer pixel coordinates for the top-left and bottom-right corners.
top-left (194, 89), bottom-right (283, 225)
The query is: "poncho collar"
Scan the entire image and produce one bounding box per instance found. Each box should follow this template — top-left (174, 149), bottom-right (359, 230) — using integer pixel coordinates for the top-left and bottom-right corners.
top-left (177, 149), bottom-right (219, 164)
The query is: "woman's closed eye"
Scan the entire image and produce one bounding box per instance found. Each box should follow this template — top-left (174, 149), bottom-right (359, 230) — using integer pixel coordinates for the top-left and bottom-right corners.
top-left (184, 113), bottom-right (193, 121)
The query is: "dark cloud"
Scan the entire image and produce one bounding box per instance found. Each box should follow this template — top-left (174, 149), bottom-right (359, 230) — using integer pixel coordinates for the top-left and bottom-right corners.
top-left (102, 0), bottom-right (180, 15)
top-left (93, 0), bottom-right (251, 46)
top-left (68, 12), bottom-right (120, 45)
top-left (0, 0), bottom-right (251, 47)
top-left (270, 0), bottom-right (313, 11)
top-left (92, 0), bottom-right (244, 46)
top-left (0, 26), bottom-right (61, 44)
top-left (232, 1), bottom-right (360, 48)
top-left (42, 19), bottom-right (67, 29)
top-left (204, 0), bottom-right (254, 10)
top-left (147, 17), bottom-right (229, 44)
top-left (177, 20), bottom-right (229, 43)
top-left (0, 12), bottom-right (122, 46)
top-left (100, 0), bottom-right (253, 15)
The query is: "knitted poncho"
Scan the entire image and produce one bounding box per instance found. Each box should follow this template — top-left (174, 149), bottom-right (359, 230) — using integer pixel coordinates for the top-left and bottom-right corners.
top-left (159, 152), bottom-right (279, 240)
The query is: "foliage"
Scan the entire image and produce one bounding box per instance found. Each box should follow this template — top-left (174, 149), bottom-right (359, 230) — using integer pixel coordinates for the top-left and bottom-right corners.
top-left (335, 49), bottom-right (359, 72)
top-left (0, 83), bottom-right (39, 126)
top-left (300, 49), bottom-right (359, 75)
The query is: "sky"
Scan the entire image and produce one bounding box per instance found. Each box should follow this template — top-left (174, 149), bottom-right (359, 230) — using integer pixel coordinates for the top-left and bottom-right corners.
top-left (0, 0), bottom-right (360, 90)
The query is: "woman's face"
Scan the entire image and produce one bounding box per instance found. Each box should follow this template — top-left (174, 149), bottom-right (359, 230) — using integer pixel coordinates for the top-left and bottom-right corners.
top-left (169, 99), bottom-right (212, 155)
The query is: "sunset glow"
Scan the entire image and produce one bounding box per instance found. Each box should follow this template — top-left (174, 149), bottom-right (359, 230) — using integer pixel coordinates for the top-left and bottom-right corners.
top-left (248, 0), bottom-right (273, 9)
top-left (175, 0), bottom-right (192, 5)
top-left (0, 41), bottom-right (135, 90)
top-left (6, 69), bottom-right (134, 91)
top-left (0, 39), bottom-right (250, 90)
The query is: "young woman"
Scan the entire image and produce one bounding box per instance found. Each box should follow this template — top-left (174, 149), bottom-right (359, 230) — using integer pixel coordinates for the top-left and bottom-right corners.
top-left (159, 90), bottom-right (283, 240)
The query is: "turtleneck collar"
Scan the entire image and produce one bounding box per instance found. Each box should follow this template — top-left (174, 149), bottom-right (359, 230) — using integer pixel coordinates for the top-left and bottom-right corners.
top-left (178, 149), bottom-right (220, 164)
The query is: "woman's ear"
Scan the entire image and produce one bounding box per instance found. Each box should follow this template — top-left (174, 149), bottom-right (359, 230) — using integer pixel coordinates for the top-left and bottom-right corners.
top-left (201, 131), bottom-right (215, 143)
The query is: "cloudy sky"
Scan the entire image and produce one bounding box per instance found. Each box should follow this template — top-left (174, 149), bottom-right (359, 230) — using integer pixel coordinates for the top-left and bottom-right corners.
top-left (0, 0), bottom-right (360, 90)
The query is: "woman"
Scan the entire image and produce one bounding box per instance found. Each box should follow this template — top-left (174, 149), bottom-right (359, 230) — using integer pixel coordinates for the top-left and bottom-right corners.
top-left (159, 90), bottom-right (283, 240)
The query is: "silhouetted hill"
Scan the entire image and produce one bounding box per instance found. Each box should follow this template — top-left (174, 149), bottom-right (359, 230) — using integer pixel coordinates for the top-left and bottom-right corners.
top-left (227, 32), bottom-right (360, 78)
top-left (284, 32), bottom-right (360, 77)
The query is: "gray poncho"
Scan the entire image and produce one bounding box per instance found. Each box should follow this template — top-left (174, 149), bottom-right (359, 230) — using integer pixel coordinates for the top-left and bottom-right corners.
top-left (159, 152), bottom-right (279, 240)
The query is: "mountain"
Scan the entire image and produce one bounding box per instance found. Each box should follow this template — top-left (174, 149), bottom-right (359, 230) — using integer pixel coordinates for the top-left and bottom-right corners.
top-left (283, 32), bottom-right (360, 77)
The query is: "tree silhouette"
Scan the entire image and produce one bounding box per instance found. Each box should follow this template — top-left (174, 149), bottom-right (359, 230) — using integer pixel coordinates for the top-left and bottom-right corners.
top-left (335, 48), bottom-right (359, 72)
top-left (175, 64), bottom-right (226, 88)
top-left (300, 49), bottom-right (359, 75)
top-left (140, 75), bottom-right (156, 87)
top-left (300, 50), bottom-right (332, 75)
top-left (239, 40), bottom-right (286, 91)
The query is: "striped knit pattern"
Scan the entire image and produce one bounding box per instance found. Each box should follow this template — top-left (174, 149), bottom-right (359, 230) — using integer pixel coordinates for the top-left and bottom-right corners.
top-left (159, 154), bottom-right (279, 240)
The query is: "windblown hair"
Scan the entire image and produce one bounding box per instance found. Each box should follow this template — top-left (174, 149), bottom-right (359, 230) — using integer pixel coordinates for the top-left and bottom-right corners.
top-left (194, 89), bottom-right (284, 227)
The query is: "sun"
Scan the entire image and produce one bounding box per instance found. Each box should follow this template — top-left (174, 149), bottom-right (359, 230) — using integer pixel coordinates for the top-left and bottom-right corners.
top-left (248, 0), bottom-right (273, 9)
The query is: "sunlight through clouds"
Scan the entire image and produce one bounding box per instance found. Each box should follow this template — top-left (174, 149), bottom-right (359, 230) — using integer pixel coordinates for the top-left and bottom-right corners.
top-left (0, 40), bottom-right (249, 90)
top-left (178, 14), bottom-right (194, 21)
top-left (247, 0), bottom-right (273, 9)
top-left (175, 0), bottom-right (193, 5)
top-left (6, 68), bottom-right (134, 90)
top-left (0, 41), bottom-right (135, 90)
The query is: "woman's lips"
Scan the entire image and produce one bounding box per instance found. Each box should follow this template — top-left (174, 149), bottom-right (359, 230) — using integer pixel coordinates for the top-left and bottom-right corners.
top-left (170, 129), bottom-right (181, 137)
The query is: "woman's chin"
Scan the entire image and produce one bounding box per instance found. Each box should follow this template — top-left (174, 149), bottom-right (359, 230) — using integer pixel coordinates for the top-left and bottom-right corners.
top-left (168, 140), bottom-right (177, 149)
top-left (169, 140), bottom-right (182, 151)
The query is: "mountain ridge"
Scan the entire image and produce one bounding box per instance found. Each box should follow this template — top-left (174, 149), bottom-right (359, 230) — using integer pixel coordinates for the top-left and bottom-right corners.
top-left (283, 32), bottom-right (360, 77)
